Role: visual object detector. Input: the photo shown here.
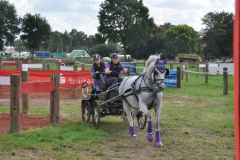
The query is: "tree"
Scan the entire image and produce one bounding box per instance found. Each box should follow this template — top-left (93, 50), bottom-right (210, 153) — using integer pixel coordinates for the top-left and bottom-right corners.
top-left (97, 0), bottom-right (154, 60)
top-left (84, 35), bottom-right (98, 53)
top-left (61, 30), bottom-right (72, 53)
top-left (127, 22), bottom-right (174, 59)
top-left (20, 13), bottom-right (51, 57)
top-left (89, 42), bottom-right (120, 57)
top-left (164, 24), bottom-right (200, 59)
top-left (49, 31), bottom-right (63, 53)
top-left (201, 11), bottom-right (234, 59)
top-left (0, 0), bottom-right (21, 50)
top-left (69, 29), bottom-right (87, 50)
top-left (14, 39), bottom-right (25, 53)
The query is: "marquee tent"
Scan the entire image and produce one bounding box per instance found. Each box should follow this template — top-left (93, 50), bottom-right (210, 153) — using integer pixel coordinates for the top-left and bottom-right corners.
top-left (68, 50), bottom-right (90, 58)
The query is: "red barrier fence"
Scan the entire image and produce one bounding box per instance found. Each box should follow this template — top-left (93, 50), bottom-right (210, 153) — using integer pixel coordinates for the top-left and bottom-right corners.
top-left (21, 81), bottom-right (55, 93)
top-left (10, 74), bottom-right (60, 133)
top-left (0, 70), bottom-right (92, 88)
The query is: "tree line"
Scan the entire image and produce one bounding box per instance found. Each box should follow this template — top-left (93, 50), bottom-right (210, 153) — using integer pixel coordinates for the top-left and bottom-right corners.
top-left (0, 0), bottom-right (234, 60)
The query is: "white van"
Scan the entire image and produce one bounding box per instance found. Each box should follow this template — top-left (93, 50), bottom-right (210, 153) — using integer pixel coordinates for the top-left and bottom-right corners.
top-left (118, 54), bottom-right (131, 61)
top-left (11, 52), bottom-right (20, 58)
top-left (20, 52), bottom-right (29, 58)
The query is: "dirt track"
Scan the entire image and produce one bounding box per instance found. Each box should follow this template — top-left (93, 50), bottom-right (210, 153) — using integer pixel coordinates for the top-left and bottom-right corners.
top-left (0, 86), bottom-right (82, 135)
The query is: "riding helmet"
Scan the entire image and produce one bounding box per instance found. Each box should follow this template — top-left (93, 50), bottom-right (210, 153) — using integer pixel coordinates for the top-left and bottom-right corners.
top-left (110, 53), bottom-right (118, 59)
top-left (93, 54), bottom-right (101, 60)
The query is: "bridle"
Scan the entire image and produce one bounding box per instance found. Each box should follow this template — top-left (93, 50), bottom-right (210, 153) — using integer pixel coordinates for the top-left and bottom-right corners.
top-left (145, 64), bottom-right (168, 88)
top-left (121, 62), bottom-right (169, 110)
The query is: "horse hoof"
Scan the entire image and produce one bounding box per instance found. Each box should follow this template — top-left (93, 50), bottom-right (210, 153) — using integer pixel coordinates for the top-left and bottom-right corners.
top-left (156, 141), bottom-right (163, 147)
top-left (131, 134), bottom-right (137, 138)
top-left (146, 134), bottom-right (154, 141)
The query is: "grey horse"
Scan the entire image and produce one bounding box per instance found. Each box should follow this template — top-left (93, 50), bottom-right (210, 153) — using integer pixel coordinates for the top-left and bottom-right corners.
top-left (119, 55), bottom-right (169, 147)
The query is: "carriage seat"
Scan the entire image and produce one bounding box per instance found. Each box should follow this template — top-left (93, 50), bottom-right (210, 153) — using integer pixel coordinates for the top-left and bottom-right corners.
top-left (100, 74), bottom-right (107, 91)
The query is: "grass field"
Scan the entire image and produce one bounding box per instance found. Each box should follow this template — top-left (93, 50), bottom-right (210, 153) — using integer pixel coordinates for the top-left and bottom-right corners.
top-left (0, 63), bottom-right (235, 159)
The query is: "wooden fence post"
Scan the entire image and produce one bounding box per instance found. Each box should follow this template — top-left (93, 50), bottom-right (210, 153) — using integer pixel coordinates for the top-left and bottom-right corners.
top-left (223, 67), bottom-right (228, 95)
top-left (177, 67), bottom-right (181, 88)
top-left (185, 62), bottom-right (188, 82)
top-left (10, 74), bottom-right (21, 133)
top-left (47, 63), bottom-right (50, 70)
top-left (17, 60), bottom-right (22, 70)
top-left (50, 74), bottom-right (60, 125)
top-left (72, 65), bottom-right (78, 98)
top-left (42, 61), bottom-right (46, 70)
top-left (170, 62), bottom-right (173, 70)
top-left (81, 64), bottom-right (85, 70)
top-left (56, 62), bottom-right (60, 70)
top-left (27, 60), bottom-right (31, 70)
top-left (21, 71), bottom-right (29, 114)
top-left (205, 62), bottom-right (209, 83)
top-left (196, 62), bottom-right (199, 77)
top-left (181, 63), bottom-right (184, 81)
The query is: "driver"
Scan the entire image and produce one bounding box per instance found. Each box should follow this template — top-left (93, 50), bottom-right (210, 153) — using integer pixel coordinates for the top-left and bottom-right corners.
top-left (90, 54), bottom-right (105, 91)
top-left (104, 53), bottom-right (128, 90)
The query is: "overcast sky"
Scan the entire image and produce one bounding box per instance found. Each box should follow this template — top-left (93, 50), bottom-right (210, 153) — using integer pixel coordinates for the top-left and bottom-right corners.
top-left (8, 0), bottom-right (235, 36)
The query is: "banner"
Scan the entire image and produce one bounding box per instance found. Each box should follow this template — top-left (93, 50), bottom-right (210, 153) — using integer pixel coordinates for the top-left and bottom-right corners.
top-left (164, 70), bottom-right (177, 87)
top-left (0, 70), bottom-right (93, 88)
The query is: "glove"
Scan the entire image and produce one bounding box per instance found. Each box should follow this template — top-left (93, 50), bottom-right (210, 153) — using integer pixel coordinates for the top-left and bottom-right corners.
top-left (127, 69), bottom-right (130, 76)
top-left (95, 73), bottom-right (100, 79)
top-left (112, 70), bottom-right (119, 77)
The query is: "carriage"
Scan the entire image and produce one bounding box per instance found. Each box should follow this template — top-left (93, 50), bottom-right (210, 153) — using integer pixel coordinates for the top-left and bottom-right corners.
top-left (81, 74), bottom-right (147, 130)
top-left (82, 55), bottom-right (169, 147)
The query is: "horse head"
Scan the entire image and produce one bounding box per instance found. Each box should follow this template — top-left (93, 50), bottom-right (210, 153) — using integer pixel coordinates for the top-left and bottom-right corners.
top-left (151, 58), bottom-right (169, 90)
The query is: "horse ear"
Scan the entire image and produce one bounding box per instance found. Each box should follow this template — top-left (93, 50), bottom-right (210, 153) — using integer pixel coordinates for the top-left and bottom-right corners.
top-left (154, 58), bottom-right (160, 65)
top-left (163, 58), bottom-right (168, 65)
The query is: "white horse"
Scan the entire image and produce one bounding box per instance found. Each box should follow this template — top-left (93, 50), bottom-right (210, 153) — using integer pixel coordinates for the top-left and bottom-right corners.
top-left (119, 55), bottom-right (169, 147)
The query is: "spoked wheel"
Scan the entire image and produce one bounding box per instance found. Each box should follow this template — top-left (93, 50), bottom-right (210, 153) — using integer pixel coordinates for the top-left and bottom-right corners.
top-left (92, 100), bottom-right (100, 129)
top-left (82, 101), bottom-right (91, 122)
top-left (137, 111), bottom-right (147, 130)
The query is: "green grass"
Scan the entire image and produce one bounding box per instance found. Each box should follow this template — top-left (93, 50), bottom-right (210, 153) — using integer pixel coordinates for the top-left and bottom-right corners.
top-left (0, 69), bottom-right (235, 159)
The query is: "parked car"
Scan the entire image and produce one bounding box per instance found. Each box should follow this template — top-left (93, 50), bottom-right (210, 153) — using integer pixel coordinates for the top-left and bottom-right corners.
top-left (103, 57), bottom-right (111, 61)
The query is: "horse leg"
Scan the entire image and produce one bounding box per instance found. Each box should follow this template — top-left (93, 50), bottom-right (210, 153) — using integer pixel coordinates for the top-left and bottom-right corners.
top-left (155, 107), bottom-right (163, 147)
top-left (122, 99), bottom-right (136, 137)
top-left (140, 105), bottom-right (153, 141)
top-left (131, 108), bottom-right (139, 123)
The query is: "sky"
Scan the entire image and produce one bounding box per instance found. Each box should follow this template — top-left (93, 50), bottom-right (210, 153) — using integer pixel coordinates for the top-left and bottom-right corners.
top-left (8, 0), bottom-right (235, 36)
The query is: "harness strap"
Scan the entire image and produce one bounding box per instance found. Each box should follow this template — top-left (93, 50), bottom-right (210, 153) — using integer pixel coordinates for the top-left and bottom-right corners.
top-left (130, 72), bottom-right (163, 110)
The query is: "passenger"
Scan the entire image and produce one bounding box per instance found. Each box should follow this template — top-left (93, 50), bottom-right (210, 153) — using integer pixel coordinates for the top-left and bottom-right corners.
top-left (104, 53), bottom-right (129, 90)
top-left (90, 54), bottom-right (106, 91)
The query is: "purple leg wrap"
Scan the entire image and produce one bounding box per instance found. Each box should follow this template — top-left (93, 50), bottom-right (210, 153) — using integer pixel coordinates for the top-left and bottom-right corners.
top-left (147, 121), bottom-right (152, 133)
top-left (129, 126), bottom-right (136, 136)
top-left (146, 121), bottom-right (153, 141)
top-left (146, 133), bottom-right (154, 141)
top-left (155, 131), bottom-right (163, 147)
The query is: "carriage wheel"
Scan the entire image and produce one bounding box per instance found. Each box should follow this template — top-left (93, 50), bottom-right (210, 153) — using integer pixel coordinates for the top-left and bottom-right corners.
top-left (92, 100), bottom-right (100, 129)
top-left (137, 111), bottom-right (147, 130)
top-left (82, 101), bottom-right (91, 122)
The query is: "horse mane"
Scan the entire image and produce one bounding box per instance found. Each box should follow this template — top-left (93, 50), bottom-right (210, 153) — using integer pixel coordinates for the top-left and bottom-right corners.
top-left (143, 55), bottom-right (160, 72)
